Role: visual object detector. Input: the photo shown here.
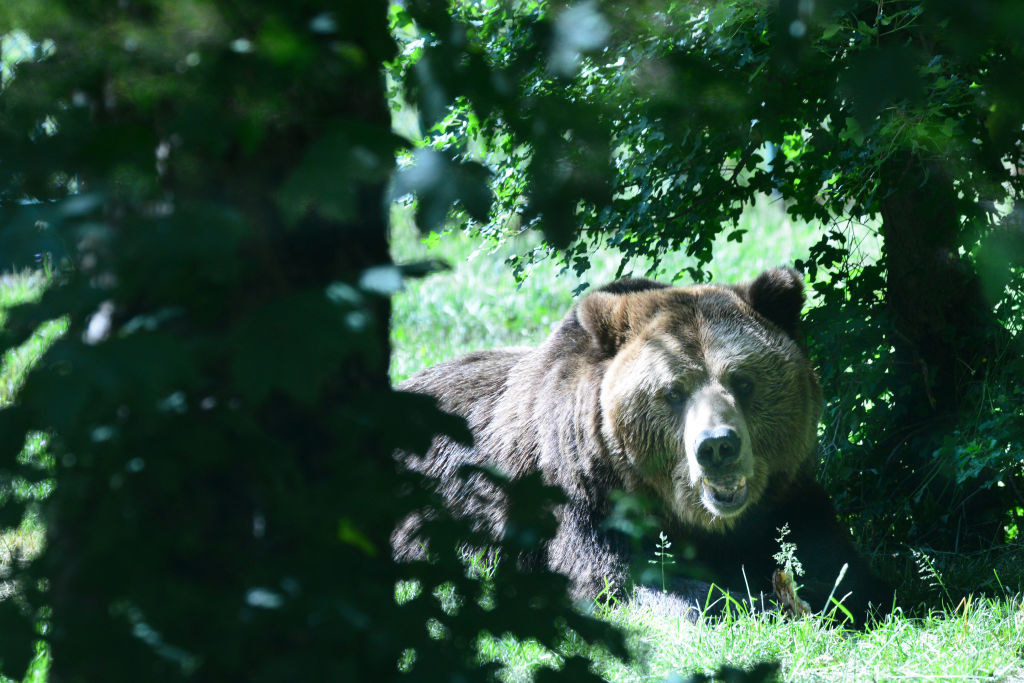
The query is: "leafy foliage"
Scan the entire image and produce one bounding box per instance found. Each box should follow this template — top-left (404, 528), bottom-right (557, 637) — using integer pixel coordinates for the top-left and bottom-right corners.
top-left (0, 1), bottom-right (629, 680)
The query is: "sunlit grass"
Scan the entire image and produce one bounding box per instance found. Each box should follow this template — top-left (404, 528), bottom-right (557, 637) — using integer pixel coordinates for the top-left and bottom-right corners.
top-left (468, 587), bottom-right (1024, 681)
top-left (0, 272), bottom-right (60, 683)
top-left (403, 574), bottom-right (1024, 682)
top-left (600, 595), bottom-right (1024, 680)
top-left (0, 271), bottom-right (65, 408)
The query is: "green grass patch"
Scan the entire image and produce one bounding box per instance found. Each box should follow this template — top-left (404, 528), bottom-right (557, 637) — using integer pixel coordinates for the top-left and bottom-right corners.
top-left (0, 271), bottom-right (60, 683)
top-left (593, 595), bottom-right (1023, 681)
top-left (399, 577), bottom-right (1024, 681)
top-left (0, 272), bottom-right (65, 408)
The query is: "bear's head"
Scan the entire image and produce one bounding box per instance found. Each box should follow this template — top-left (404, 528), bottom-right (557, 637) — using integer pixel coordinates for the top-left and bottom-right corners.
top-left (577, 268), bottom-right (822, 532)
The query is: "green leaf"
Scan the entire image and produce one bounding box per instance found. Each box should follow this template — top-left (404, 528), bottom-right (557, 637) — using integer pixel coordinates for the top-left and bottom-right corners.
top-left (229, 290), bottom-right (376, 404)
top-left (821, 23), bottom-right (842, 40)
top-left (277, 125), bottom-right (402, 226)
top-left (392, 149), bottom-right (493, 232)
top-left (338, 518), bottom-right (377, 556)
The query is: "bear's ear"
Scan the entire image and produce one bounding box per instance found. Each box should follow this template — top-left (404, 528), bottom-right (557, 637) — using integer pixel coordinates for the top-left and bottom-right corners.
top-left (741, 267), bottom-right (805, 339)
top-left (576, 291), bottom-right (635, 356)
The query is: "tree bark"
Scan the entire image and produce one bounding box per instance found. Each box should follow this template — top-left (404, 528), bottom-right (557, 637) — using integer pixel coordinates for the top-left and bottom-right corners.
top-left (878, 154), bottom-right (1016, 549)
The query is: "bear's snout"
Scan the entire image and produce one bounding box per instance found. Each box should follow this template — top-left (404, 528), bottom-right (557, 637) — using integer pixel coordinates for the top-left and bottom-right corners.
top-left (695, 426), bottom-right (741, 471)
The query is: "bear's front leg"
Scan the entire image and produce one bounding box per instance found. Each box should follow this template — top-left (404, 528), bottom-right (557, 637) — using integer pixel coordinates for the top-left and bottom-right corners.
top-left (544, 504), bottom-right (634, 604)
top-left (768, 477), bottom-right (894, 624)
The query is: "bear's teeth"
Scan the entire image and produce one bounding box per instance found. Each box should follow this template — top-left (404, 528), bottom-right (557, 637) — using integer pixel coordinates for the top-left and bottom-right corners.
top-left (702, 476), bottom-right (747, 494)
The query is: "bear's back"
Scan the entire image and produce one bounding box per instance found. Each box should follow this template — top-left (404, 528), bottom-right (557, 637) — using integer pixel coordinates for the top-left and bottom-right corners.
top-left (399, 348), bottom-right (529, 421)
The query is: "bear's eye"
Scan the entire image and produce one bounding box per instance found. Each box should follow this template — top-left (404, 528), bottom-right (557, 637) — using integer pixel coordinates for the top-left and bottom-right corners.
top-left (665, 387), bottom-right (687, 405)
top-left (731, 375), bottom-right (754, 399)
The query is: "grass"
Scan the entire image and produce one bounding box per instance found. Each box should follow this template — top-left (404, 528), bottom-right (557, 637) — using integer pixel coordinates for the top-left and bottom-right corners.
top-left (0, 271), bottom-right (64, 407)
top-left (620, 595), bottom-right (1024, 680)
top-left (389, 206), bottom-right (1024, 681)
top-left (474, 595), bottom-right (1024, 681)
top-left (0, 272), bottom-right (62, 683)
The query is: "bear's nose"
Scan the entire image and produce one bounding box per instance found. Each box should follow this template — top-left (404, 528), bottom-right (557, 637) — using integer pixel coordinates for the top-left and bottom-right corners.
top-left (696, 427), bottom-right (741, 468)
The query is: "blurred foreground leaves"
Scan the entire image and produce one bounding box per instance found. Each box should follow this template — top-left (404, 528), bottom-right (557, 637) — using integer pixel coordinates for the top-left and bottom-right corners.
top-left (0, 1), bottom-right (625, 679)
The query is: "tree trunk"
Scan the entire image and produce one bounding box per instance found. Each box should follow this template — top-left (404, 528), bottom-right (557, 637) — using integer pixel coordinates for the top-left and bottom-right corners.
top-left (32, 3), bottom-right (401, 681)
top-left (878, 155), bottom-right (1016, 549)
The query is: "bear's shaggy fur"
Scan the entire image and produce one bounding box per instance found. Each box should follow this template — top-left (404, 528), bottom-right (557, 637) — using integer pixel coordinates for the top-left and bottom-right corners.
top-left (396, 268), bottom-right (892, 621)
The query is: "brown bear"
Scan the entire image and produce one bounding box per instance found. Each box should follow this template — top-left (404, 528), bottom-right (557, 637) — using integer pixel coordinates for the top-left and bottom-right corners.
top-left (396, 268), bottom-right (892, 623)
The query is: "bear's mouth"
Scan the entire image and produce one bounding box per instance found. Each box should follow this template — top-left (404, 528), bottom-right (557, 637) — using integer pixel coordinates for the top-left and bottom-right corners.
top-left (700, 475), bottom-right (749, 515)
